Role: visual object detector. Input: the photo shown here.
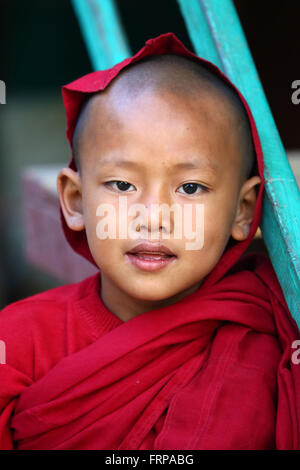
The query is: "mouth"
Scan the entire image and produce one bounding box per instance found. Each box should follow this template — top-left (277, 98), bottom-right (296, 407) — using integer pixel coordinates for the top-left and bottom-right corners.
top-left (125, 242), bottom-right (177, 272)
top-left (125, 253), bottom-right (177, 272)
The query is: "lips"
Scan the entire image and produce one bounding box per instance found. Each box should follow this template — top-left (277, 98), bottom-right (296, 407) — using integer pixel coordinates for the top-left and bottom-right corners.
top-left (130, 253), bottom-right (170, 261)
top-left (125, 242), bottom-right (177, 272)
top-left (126, 242), bottom-right (176, 258)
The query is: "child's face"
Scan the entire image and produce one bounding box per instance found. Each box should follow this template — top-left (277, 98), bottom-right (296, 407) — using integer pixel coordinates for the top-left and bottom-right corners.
top-left (58, 84), bottom-right (260, 319)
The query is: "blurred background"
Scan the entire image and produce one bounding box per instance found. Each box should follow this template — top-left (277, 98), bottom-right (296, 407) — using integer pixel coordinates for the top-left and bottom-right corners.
top-left (0, 0), bottom-right (299, 308)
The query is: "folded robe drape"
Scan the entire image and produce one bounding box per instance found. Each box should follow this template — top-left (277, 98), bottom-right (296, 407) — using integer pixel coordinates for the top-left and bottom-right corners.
top-left (1, 253), bottom-right (299, 449)
top-left (1, 32), bottom-right (300, 450)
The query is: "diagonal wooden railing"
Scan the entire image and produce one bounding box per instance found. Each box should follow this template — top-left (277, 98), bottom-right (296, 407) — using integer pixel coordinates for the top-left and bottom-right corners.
top-left (71, 0), bottom-right (131, 69)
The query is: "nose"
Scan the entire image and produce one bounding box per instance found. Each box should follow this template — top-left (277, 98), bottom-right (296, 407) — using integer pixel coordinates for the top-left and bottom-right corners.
top-left (136, 184), bottom-right (174, 236)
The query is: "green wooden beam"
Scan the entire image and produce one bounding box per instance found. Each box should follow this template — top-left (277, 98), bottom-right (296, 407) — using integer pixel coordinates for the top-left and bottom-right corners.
top-left (177, 0), bottom-right (300, 327)
top-left (71, 0), bottom-right (131, 70)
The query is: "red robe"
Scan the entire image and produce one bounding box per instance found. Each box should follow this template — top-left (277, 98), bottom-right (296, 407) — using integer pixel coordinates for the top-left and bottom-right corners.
top-left (0, 32), bottom-right (299, 450)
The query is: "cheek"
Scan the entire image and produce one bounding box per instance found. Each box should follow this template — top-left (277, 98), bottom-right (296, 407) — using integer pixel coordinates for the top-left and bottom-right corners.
top-left (83, 195), bottom-right (131, 269)
top-left (84, 201), bottom-right (102, 243)
top-left (82, 184), bottom-right (119, 231)
top-left (201, 198), bottom-right (237, 251)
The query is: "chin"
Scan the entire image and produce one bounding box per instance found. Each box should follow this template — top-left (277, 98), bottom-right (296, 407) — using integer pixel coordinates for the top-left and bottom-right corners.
top-left (128, 284), bottom-right (186, 304)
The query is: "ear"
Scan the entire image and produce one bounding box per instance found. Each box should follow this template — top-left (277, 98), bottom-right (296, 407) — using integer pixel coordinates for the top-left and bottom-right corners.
top-left (231, 176), bottom-right (261, 241)
top-left (57, 168), bottom-right (85, 231)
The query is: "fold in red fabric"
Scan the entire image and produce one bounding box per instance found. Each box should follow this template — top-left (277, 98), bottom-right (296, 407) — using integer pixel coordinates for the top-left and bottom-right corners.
top-left (1, 253), bottom-right (299, 449)
top-left (1, 32), bottom-right (300, 450)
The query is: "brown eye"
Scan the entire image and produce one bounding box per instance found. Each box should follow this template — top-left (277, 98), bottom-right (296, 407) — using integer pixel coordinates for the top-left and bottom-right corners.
top-left (115, 181), bottom-right (131, 191)
top-left (178, 183), bottom-right (208, 195)
top-left (105, 180), bottom-right (135, 192)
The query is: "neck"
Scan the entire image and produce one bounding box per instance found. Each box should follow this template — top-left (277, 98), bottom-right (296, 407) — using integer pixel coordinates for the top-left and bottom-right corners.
top-left (99, 274), bottom-right (203, 322)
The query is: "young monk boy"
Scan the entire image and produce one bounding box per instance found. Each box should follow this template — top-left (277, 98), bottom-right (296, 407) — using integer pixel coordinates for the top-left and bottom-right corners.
top-left (0, 33), bottom-right (300, 450)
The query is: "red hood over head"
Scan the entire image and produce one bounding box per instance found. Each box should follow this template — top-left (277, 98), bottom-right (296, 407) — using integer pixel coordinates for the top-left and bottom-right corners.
top-left (61, 32), bottom-right (264, 288)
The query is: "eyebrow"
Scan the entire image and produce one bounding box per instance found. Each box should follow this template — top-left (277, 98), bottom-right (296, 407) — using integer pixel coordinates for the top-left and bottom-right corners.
top-left (99, 157), bottom-right (218, 173)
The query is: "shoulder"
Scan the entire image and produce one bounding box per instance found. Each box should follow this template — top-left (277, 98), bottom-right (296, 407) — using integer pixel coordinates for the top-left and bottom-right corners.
top-left (0, 273), bottom-right (98, 323)
top-left (192, 324), bottom-right (282, 449)
top-left (228, 251), bottom-right (280, 291)
top-left (208, 322), bottom-right (282, 379)
top-left (0, 273), bottom-right (99, 378)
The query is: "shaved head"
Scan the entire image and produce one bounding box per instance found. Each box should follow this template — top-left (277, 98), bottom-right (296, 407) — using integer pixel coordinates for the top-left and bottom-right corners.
top-left (72, 54), bottom-right (256, 181)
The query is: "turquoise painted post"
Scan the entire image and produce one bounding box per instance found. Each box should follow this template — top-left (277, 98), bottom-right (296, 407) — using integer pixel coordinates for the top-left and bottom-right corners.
top-left (71, 0), bottom-right (131, 70)
top-left (177, 0), bottom-right (300, 327)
